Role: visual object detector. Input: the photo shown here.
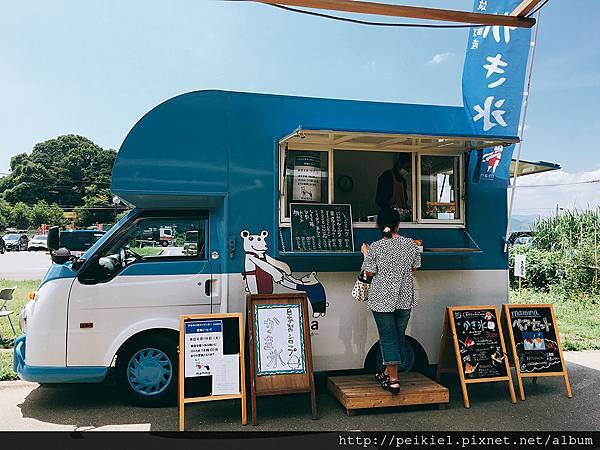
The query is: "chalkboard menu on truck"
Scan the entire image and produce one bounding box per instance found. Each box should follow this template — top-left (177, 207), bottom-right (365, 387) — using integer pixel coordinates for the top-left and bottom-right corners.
top-left (290, 203), bottom-right (353, 252)
top-left (452, 308), bottom-right (507, 379)
top-left (505, 305), bottom-right (564, 374)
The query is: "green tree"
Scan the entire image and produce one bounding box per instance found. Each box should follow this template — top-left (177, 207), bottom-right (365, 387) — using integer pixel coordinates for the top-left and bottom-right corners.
top-left (0, 200), bottom-right (10, 231)
top-left (74, 187), bottom-right (116, 228)
top-left (10, 202), bottom-right (32, 229)
top-left (30, 200), bottom-right (65, 228)
top-left (0, 135), bottom-right (116, 208)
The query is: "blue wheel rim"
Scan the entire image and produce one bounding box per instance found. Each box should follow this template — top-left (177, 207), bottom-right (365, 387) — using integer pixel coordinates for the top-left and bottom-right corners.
top-left (127, 347), bottom-right (172, 396)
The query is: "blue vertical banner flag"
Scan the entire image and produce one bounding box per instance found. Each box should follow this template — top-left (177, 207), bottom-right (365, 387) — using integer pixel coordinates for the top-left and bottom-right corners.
top-left (463, 0), bottom-right (532, 186)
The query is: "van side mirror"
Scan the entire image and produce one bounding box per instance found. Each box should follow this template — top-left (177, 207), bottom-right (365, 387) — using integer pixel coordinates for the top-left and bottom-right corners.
top-left (51, 247), bottom-right (73, 265)
top-left (47, 226), bottom-right (60, 251)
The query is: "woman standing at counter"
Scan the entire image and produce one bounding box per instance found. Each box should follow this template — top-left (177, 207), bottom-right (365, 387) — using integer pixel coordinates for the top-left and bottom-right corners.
top-left (360, 208), bottom-right (421, 394)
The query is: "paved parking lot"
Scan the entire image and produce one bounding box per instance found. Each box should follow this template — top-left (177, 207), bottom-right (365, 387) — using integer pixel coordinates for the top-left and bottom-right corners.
top-left (0, 251), bottom-right (51, 280)
top-left (0, 358), bottom-right (598, 432)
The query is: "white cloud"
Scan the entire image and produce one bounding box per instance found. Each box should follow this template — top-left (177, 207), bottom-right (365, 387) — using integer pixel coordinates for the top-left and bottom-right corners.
top-left (510, 169), bottom-right (600, 217)
top-left (426, 52), bottom-right (454, 66)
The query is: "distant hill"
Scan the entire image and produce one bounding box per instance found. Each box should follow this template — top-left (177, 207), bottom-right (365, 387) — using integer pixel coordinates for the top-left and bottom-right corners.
top-left (509, 214), bottom-right (541, 232)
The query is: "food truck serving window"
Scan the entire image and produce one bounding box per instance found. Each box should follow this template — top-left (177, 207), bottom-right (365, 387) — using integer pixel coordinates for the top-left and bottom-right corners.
top-left (419, 155), bottom-right (461, 222)
top-left (280, 143), bottom-right (464, 227)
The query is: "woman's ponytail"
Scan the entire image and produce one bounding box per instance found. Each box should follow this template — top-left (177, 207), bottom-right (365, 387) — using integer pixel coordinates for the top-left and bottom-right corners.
top-left (377, 208), bottom-right (401, 238)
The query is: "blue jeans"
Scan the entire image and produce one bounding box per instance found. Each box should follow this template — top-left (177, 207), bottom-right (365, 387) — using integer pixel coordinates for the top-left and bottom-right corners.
top-left (372, 309), bottom-right (411, 366)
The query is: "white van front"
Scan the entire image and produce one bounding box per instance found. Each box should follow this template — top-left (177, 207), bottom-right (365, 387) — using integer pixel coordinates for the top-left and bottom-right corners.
top-left (14, 209), bottom-right (218, 406)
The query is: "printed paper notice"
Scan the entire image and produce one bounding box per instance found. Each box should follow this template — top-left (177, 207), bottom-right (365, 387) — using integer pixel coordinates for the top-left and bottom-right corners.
top-left (184, 320), bottom-right (223, 377)
top-left (255, 304), bottom-right (305, 376)
top-left (211, 354), bottom-right (240, 395)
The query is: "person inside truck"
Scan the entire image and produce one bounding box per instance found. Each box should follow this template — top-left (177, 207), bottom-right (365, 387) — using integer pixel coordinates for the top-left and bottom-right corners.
top-left (375, 153), bottom-right (412, 222)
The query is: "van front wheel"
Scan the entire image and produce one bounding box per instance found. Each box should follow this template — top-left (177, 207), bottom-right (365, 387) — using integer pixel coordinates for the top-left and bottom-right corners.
top-left (117, 334), bottom-right (177, 407)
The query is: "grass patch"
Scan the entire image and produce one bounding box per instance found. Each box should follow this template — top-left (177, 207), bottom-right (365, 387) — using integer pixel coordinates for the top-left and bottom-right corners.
top-left (510, 288), bottom-right (600, 351)
top-left (0, 351), bottom-right (17, 381)
top-left (0, 280), bottom-right (40, 343)
top-left (131, 247), bottom-right (164, 257)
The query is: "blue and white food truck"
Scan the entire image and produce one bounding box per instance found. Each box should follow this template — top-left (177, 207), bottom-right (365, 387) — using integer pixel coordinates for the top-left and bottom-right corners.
top-left (14, 90), bottom-right (556, 406)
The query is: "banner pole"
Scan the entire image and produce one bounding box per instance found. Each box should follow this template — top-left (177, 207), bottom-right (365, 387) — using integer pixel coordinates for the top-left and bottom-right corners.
top-left (504, 9), bottom-right (543, 253)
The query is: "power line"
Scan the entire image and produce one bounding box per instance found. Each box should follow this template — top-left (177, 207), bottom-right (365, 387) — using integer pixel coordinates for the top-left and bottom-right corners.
top-left (526, 0), bottom-right (551, 18)
top-left (510, 179), bottom-right (600, 188)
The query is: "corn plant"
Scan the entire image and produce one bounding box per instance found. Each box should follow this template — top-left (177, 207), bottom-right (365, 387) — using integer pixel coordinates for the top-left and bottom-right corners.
top-left (511, 208), bottom-right (600, 295)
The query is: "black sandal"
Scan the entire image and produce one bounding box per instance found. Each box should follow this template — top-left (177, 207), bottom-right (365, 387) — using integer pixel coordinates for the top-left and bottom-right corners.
top-left (374, 372), bottom-right (389, 383)
top-left (381, 378), bottom-right (400, 394)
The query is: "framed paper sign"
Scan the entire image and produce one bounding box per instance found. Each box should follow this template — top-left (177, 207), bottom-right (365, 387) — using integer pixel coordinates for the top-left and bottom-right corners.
top-left (184, 319), bottom-right (224, 377)
top-left (254, 304), bottom-right (306, 376)
top-left (246, 293), bottom-right (317, 425)
top-left (178, 313), bottom-right (246, 431)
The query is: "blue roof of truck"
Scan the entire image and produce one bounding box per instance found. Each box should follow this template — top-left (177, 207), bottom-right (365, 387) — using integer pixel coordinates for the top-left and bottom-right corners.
top-left (112, 90), bottom-right (516, 206)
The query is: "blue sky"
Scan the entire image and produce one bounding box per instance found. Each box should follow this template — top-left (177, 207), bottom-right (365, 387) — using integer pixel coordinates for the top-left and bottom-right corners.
top-left (1, 0), bottom-right (598, 215)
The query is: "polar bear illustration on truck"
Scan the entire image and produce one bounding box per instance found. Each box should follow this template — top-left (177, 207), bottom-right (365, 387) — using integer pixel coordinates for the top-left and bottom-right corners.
top-left (240, 229), bottom-right (328, 317)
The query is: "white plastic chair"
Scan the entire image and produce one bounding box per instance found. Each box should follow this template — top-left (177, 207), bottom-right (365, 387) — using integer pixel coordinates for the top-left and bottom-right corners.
top-left (0, 286), bottom-right (17, 340)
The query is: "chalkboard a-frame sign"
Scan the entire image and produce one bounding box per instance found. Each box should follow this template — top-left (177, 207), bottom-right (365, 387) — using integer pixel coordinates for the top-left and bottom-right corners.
top-left (290, 203), bottom-right (354, 253)
top-left (502, 304), bottom-right (572, 401)
top-left (246, 293), bottom-right (317, 426)
top-left (436, 305), bottom-right (516, 408)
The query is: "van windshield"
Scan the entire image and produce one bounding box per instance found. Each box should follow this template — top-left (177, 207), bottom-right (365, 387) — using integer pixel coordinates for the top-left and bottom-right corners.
top-left (60, 232), bottom-right (104, 252)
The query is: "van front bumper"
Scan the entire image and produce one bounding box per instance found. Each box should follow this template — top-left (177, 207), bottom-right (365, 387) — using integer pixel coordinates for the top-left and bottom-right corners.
top-left (13, 335), bottom-right (108, 383)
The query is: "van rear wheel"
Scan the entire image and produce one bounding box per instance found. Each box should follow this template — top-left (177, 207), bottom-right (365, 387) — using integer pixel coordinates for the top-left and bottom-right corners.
top-left (117, 334), bottom-right (177, 407)
top-left (364, 337), bottom-right (429, 375)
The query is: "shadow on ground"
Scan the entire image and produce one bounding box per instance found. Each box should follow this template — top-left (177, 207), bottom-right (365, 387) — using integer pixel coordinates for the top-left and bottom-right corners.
top-left (17, 363), bottom-right (600, 431)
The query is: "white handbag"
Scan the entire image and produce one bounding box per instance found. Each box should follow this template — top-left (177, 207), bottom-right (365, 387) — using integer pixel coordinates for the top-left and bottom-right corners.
top-left (352, 271), bottom-right (372, 302)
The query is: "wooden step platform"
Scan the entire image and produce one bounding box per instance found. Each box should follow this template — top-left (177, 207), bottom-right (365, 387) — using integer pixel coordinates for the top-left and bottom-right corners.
top-left (327, 372), bottom-right (449, 415)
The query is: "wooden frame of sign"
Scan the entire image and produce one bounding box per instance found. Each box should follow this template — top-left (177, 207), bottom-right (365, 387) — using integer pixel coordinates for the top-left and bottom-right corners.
top-left (436, 305), bottom-right (516, 408)
top-left (502, 304), bottom-right (572, 401)
top-left (246, 293), bottom-right (317, 426)
top-left (178, 313), bottom-right (247, 431)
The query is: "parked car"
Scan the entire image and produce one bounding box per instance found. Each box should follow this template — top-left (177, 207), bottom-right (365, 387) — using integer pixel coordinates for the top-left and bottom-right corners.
top-left (182, 230), bottom-right (198, 256)
top-left (3, 233), bottom-right (29, 251)
top-left (59, 229), bottom-right (105, 257)
top-left (27, 235), bottom-right (48, 251)
top-left (508, 231), bottom-right (533, 245)
top-left (513, 236), bottom-right (535, 246)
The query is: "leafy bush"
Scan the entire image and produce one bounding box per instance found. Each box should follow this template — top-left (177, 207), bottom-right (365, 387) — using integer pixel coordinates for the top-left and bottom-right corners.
top-left (510, 208), bottom-right (600, 295)
top-left (509, 245), bottom-right (562, 290)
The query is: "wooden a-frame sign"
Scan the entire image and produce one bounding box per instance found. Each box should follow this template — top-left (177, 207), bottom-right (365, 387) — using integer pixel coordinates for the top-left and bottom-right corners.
top-left (178, 313), bottom-right (247, 431)
top-left (437, 305), bottom-right (516, 408)
top-left (246, 293), bottom-right (317, 425)
top-left (502, 304), bottom-right (572, 401)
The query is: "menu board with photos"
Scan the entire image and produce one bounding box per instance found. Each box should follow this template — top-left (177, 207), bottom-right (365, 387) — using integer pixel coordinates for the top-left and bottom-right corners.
top-left (290, 203), bottom-right (353, 252)
top-left (502, 304), bottom-right (572, 400)
top-left (437, 305), bottom-right (516, 408)
top-left (506, 306), bottom-right (564, 374)
top-left (452, 308), bottom-right (507, 379)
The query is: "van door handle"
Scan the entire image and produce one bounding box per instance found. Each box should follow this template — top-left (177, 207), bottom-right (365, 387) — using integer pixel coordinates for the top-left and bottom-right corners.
top-left (205, 279), bottom-right (212, 297)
